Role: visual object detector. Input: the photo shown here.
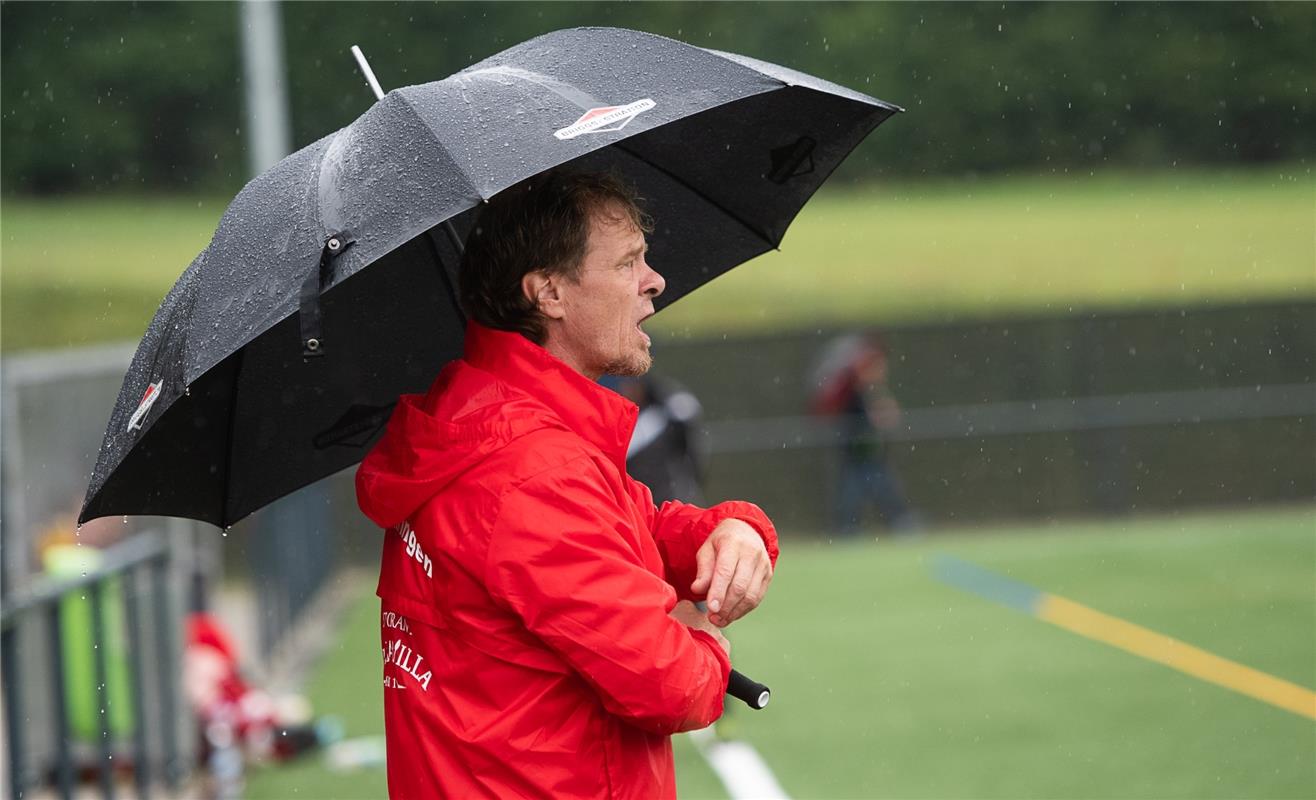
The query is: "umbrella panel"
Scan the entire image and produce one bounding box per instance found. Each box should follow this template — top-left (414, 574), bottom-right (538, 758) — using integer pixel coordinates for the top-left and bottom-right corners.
top-left (614, 86), bottom-right (885, 252)
top-left (82, 51), bottom-right (898, 527)
top-left (83, 234), bottom-right (462, 527)
top-left (581, 86), bottom-right (891, 309)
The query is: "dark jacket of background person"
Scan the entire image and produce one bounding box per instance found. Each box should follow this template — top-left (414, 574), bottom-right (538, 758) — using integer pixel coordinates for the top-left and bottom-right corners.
top-left (356, 322), bottom-right (779, 799)
top-left (811, 334), bottom-right (917, 533)
top-left (611, 375), bottom-right (706, 506)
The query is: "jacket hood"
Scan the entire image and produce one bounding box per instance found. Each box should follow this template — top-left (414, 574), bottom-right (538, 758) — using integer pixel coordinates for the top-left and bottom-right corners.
top-left (356, 323), bottom-right (638, 529)
top-left (355, 366), bottom-right (545, 529)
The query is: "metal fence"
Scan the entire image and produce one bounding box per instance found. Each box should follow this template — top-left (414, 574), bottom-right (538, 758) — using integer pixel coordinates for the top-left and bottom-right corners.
top-left (2, 343), bottom-right (142, 596)
top-left (1, 532), bottom-right (185, 800)
top-left (1, 343), bottom-right (354, 798)
top-left (699, 382), bottom-right (1316, 529)
top-left (654, 301), bottom-right (1316, 529)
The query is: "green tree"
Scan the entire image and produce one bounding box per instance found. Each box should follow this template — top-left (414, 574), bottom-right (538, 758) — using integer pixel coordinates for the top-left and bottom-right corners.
top-left (3, 2), bottom-right (1312, 194)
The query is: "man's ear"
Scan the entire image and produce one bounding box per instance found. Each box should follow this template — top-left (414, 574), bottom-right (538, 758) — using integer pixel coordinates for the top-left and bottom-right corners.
top-left (522, 270), bottom-right (566, 320)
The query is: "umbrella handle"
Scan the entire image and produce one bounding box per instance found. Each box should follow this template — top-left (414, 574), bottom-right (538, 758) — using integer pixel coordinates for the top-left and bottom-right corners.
top-left (727, 669), bottom-right (771, 710)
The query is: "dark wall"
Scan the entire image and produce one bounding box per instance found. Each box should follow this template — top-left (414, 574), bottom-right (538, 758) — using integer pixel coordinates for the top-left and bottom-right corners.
top-left (651, 301), bottom-right (1316, 531)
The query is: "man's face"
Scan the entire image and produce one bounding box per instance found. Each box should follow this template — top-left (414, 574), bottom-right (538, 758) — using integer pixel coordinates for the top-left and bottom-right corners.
top-left (551, 201), bottom-right (665, 379)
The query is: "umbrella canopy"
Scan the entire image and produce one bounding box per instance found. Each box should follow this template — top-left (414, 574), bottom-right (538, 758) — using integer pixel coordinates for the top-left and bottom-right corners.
top-left (81, 26), bottom-right (900, 527)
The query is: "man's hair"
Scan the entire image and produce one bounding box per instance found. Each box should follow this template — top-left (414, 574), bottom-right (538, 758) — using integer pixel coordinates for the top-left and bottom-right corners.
top-left (458, 169), bottom-right (652, 344)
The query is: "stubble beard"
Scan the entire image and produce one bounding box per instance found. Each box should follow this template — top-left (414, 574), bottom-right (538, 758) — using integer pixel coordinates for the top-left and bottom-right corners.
top-left (603, 347), bottom-right (652, 378)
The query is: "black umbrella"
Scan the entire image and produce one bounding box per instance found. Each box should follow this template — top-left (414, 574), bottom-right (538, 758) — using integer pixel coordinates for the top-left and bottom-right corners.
top-left (80, 26), bottom-right (900, 529)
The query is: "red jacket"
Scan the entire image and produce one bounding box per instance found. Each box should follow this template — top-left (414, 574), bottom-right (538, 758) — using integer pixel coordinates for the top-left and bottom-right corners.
top-left (356, 322), bottom-right (778, 799)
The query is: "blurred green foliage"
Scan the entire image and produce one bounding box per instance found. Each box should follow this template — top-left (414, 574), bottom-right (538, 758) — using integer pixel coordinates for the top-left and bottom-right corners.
top-left (2, 2), bottom-right (1313, 194)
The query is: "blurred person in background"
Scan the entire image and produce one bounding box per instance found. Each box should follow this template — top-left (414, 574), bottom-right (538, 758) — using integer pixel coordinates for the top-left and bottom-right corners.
top-left (604, 372), bottom-right (707, 506)
top-left (811, 332), bottom-right (921, 536)
top-left (184, 609), bottom-right (335, 799)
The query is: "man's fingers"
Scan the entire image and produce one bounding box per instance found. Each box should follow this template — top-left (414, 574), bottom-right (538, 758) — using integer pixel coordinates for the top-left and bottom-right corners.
top-left (717, 559), bottom-right (769, 625)
top-left (711, 558), bottom-right (756, 625)
top-left (705, 557), bottom-right (737, 615)
top-left (757, 560), bottom-right (773, 596)
top-left (690, 540), bottom-right (716, 595)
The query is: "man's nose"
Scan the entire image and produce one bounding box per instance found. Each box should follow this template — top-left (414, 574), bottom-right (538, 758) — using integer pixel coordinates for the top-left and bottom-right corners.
top-left (640, 258), bottom-right (666, 298)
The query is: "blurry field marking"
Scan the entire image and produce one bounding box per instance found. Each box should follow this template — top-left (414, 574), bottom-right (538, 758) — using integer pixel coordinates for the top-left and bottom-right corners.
top-left (933, 555), bottom-right (1316, 722)
top-left (688, 727), bottom-right (790, 799)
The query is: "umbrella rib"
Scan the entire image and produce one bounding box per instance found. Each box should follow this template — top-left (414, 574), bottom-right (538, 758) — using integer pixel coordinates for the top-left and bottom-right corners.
top-left (393, 89), bottom-right (484, 201)
top-left (612, 143), bottom-right (777, 249)
top-left (218, 348), bottom-right (246, 529)
top-left (422, 228), bottom-right (466, 325)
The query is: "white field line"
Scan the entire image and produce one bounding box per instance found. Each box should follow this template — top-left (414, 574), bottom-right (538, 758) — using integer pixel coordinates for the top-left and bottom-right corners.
top-left (688, 728), bottom-right (791, 800)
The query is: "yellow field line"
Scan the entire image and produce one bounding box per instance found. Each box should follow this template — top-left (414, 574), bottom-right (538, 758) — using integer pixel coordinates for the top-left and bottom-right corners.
top-left (1038, 594), bottom-right (1316, 721)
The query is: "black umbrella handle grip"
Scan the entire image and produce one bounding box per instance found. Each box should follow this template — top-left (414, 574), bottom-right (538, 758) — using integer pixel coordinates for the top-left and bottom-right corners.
top-left (727, 669), bottom-right (771, 710)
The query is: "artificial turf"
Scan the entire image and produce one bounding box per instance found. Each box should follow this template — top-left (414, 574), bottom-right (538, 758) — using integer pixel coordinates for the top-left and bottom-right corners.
top-left (244, 505), bottom-right (1315, 799)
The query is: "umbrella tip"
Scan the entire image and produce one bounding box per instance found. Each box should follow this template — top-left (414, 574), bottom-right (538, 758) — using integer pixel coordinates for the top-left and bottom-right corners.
top-left (350, 45), bottom-right (386, 101)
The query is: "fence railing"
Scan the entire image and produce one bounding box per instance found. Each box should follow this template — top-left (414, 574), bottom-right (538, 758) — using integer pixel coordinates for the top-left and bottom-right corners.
top-left (1, 531), bottom-right (188, 800)
top-left (703, 382), bottom-right (1316, 453)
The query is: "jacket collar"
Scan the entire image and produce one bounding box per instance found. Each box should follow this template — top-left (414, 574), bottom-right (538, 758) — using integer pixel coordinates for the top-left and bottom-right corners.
top-left (462, 321), bottom-right (638, 471)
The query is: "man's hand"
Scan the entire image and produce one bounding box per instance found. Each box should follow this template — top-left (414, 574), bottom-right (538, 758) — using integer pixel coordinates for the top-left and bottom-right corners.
top-left (670, 600), bottom-right (730, 656)
top-left (690, 518), bottom-right (773, 627)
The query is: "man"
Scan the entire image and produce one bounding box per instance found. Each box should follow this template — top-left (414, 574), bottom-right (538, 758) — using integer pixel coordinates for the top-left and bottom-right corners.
top-left (810, 333), bottom-right (920, 535)
top-left (356, 170), bottom-right (778, 799)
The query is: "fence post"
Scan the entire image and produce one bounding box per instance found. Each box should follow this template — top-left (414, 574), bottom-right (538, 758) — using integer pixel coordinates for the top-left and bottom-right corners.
top-left (88, 582), bottom-right (117, 800)
top-left (45, 604), bottom-right (74, 800)
top-left (121, 569), bottom-right (151, 800)
top-left (150, 553), bottom-right (182, 790)
top-left (3, 624), bottom-right (27, 800)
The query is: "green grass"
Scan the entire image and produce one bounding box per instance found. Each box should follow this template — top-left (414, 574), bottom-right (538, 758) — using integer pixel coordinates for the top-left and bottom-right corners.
top-left (245, 506), bottom-right (1316, 799)
top-left (656, 167), bottom-right (1315, 335)
top-left (736, 508), bottom-right (1315, 799)
top-left (243, 590), bottom-right (388, 800)
top-left (2, 195), bottom-right (220, 351)
top-left (3, 167), bottom-right (1313, 351)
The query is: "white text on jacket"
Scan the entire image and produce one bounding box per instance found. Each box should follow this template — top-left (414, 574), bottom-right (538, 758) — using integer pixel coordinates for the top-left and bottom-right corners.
top-left (384, 638), bottom-right (433, 691)
top-left (395, 521), bottom-right (433, 578)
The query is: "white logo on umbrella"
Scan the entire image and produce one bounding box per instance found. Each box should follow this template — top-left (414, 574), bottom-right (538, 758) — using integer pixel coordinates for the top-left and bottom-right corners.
top-left (554, 99), bottom-right (656, 140)
top-left (127, 380), bottom-right (163, 432)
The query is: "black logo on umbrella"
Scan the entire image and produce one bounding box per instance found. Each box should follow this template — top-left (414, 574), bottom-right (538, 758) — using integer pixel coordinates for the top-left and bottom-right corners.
top-left (768, 136), bottom-right (817, 184)
top-left (313, 402), bottom-right (397, 450)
